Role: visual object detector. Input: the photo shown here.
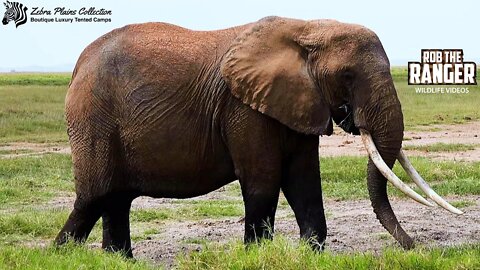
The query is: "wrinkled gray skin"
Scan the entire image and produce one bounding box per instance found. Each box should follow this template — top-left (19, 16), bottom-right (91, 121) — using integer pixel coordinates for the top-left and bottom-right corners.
top-left (55, 17), bottom-right (408, 257)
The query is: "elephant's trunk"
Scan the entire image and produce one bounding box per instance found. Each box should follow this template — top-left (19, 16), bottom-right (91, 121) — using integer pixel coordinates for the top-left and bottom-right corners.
top-left (367, 159), bottom-right (415, 249)
top-left (359, 77), bottom-right (414, 249)
top-left (355, 76), bottom-right (463, 249)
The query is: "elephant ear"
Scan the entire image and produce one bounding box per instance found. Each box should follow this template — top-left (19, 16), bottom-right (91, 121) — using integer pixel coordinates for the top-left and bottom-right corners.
top-left (220, 17), bottom-right (331, 135)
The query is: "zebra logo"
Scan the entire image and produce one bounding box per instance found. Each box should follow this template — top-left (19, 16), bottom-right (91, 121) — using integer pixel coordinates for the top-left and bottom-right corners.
top-left (2, 1), bottom-right (27, 28)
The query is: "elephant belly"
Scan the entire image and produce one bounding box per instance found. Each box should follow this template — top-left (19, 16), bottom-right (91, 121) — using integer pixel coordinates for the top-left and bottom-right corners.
top-left (117, 73), bottom-right (238, 198)
top-left (124, 123), bottom-right (237, 199)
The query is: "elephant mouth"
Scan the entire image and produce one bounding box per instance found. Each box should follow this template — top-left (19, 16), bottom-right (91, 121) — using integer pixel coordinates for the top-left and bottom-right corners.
top-left (335, 103), bottom-right (360, 135)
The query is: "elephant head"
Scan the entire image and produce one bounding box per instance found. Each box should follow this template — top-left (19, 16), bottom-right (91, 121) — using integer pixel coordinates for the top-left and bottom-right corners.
top-left (221, 16), bottom-right (462, 249)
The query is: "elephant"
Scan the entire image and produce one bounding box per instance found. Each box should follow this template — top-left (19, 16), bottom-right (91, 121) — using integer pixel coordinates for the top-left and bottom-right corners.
top-left (55, 16), bottom-right (461, 257)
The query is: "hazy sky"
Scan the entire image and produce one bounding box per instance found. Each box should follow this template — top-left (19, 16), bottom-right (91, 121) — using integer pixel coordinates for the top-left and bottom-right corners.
top-left (0, 0), bottom-right (478, 71)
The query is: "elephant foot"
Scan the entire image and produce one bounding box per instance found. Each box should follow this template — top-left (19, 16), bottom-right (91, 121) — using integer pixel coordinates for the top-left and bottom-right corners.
top-left (103, 244), bottom-right (134, 258)
top-left (55, 201), bottom-right (102, 245)
top-left (101, 194), bottom-right (134, 258)
top-left (306, 236), bottom-right (326, 252)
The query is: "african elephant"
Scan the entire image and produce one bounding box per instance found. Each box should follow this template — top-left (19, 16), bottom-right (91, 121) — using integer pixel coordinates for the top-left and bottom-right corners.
top-left (55, 16), bottom-right (461, 257)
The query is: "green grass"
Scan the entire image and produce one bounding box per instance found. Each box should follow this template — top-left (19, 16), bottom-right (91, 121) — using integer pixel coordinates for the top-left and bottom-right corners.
top-left (176, 200), bottom-right (244, 219)
top-left (394, 70), bottom-right (480, 128)
top-left (450, 200), bottom-right (476, 209)
top-left (0, 73), bottom-right (71, 86)
top-left (403, 143), bottom-right (478, 152)
top-left (0, 204), bottom-right (239, 245)
top-left (0, 240), bottom-right (477, 270)
top-left (131, 228), bottom-right (161, 241)
top-left (177, 237), bottom-right (480, 270)
top-left (183, 237), bottom-right (209, 245)
top-left (0, 85), bottom-right (68, 143)
top-left (0, 208), bottom-right (69, 243)
top-left (0, 244), bottom-right (152, 270)
top-left (132, 200), bottom-right (244, 222)
top-left (0, 154), bottom-right (73, 206)
top-left (390, 66), bottom-right (408, 80)
top-left (321, 156), bottom-right (480, 200)
top-left (0, 206), bottom-right (164, 244)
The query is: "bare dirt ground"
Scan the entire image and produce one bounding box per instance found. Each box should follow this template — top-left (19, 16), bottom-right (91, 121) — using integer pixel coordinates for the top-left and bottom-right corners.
top-left (0, 142), bottom-right (70, 158)
top-left (128, 195), bottom-right (479, 268)
top-left (320, 121), bottom-right (480, 161)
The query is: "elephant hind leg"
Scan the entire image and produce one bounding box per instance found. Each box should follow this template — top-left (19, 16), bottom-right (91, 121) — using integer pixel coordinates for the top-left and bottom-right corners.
top-left (56, 124), bottom-right (123, 246)
top-left (59, 98), bottom-right (127, 245)
top-left (101, 193), bottom-right (135, 257)
top-left (55, 197), bottom-right (102, 245)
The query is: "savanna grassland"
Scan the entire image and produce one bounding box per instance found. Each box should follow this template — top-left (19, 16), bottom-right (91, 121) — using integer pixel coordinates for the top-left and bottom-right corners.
top-left (0, 69), bottom-right (479, 269)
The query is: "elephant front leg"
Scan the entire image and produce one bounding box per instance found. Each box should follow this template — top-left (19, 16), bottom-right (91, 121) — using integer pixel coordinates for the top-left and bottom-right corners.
top-left (234, 154), bottom-right (281, 243)
top-left (241, 183), bottom-right (281, 243)
top-left (224, 112), bottom-right (283, 245)
top-left (281, 136), bottom-right (327, 250)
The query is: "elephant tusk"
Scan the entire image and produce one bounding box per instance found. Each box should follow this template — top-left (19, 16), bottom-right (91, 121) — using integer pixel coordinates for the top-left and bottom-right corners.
top-left (397, 150), bottom-right (464, 215)
top-left (360, 129), bottom-right (434, 207)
